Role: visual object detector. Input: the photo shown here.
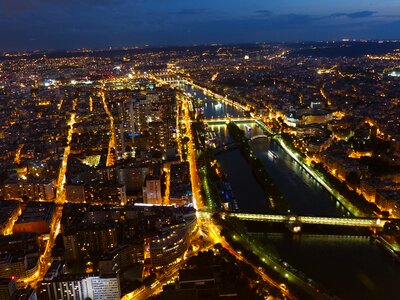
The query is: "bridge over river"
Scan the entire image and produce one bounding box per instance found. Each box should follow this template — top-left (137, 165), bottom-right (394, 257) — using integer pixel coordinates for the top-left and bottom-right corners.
top-left (224, 212), bottom-right (396, 228)
top-left (202, 117), bottom-right (254, 124)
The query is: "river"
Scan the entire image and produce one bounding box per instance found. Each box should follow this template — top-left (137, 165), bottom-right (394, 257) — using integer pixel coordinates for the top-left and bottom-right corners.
top-left (181, 82), bottom-right (400, 300)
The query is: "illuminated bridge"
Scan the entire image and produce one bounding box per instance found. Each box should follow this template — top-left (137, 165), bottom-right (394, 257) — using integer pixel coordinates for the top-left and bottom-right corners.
top-left (204, 117), bottom-right (255, 124)
top-left (250, 134), bottom-right (270, 140)
top-left (224, 212), bottom-right (392, 228)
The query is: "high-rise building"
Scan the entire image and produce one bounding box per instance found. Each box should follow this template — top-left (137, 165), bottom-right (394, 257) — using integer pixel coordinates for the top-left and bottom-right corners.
top-left (40, 274), bottom-right (120, 300)
top-left (169, 162), bottom-right (192, 205)
top-left (118, 165), bottom-right (148, 195)
top-left (143, 175), bottom-right (162, 204)
top-left (63, 224), bottom-right (117, 261)
top-left (0, 253), bottom-right (39, 279)
top-left (150, 224), bottom-right (190, 268)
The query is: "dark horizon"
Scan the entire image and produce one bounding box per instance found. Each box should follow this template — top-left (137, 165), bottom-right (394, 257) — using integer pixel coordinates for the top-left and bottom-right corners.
top-left (3, 39), bottom-right (400, 55)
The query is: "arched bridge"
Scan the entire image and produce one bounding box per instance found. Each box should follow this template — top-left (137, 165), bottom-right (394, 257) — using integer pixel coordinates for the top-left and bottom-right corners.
top-left (250, 135), bottom-right (270, 140)
top-left (224, 212), bottom-right (393, 228)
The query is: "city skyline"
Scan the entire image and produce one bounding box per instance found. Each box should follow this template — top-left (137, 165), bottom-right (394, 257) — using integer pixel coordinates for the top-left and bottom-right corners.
top-left (1, 2), bottom-right (400, 299)
top-left (1, 0), bottom-right (400, 51)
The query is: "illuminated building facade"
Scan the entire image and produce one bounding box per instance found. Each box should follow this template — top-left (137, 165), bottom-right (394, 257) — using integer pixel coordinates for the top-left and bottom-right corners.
top-left (13, 202), bottom-right (55, 234)
top-left (0, 180), bottom-right (55, 201)
top-left (63, 224), bottom-right (117, 261)
top-left (40, 274), bottom-right (120, 300)
top-left (143, 175), bottom-right (162, 205)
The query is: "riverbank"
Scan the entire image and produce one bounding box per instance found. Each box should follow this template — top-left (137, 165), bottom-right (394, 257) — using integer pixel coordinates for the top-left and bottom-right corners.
top-left (180, 78), bottom-right (387, 219)
top-left (175, 79), bottom-right (400, 300)
top-left (255, 119), bottom-right (374, 217)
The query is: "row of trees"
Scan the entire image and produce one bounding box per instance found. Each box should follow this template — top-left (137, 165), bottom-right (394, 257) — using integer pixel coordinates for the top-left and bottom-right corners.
top-left (227, 122), bottom-right (288, 213)
top-left (312, 162), bottom-right (381, 217)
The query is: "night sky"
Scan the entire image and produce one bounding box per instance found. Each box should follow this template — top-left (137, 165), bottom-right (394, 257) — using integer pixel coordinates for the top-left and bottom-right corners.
top-left (1, 0), bottom-right (400, 51)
